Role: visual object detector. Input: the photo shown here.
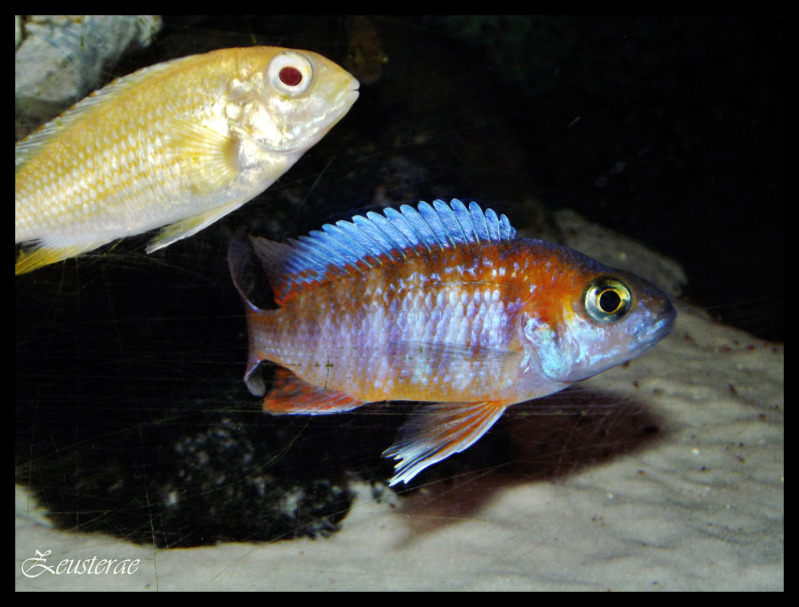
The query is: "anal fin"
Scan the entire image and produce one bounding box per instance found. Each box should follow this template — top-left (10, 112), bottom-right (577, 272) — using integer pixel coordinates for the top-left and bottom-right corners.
top-left (383, 401), bottom-right (507, 486)
top-left (262, 367), bottom-right (365, 415)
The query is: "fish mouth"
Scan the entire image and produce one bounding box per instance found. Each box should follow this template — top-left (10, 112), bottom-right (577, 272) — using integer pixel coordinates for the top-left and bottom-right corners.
top-left (343, 88), bottom-right (360, 107)
top-left (648, 302), bottom-right (677, 341)
top-left (343, 76), bottom-right (361, 100)
top-left (328, 79), bottom-right (360, 124)
top-left (627, 303), bottom-right (677, 358)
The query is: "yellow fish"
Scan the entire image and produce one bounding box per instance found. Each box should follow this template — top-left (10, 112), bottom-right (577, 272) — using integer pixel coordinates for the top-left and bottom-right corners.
top-left (15, 47), bottom-right (359, 274)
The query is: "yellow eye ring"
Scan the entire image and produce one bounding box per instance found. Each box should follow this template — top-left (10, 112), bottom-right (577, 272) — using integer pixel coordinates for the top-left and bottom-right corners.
top-left (584, 277), bottom-right (632, 322)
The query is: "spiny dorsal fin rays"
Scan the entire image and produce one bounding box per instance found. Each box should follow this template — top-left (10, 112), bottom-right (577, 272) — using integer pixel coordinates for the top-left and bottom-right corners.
top-left (405, 202), bottom-right (445, 249)
top-left (359, 211), bottom-right (414, 260)
top-left (499, 211), bottom-right (514, 239)
top-left (329, 220), bottom-right (385, 267)
top-left (435, 199), bottom-right (469, 245)
top-left (250, 199), bottom-right (517, 305)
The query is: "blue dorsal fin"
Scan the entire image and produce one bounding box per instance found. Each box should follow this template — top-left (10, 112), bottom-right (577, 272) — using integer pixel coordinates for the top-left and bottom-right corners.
top-left (250, 199), bottom-right (517, 305)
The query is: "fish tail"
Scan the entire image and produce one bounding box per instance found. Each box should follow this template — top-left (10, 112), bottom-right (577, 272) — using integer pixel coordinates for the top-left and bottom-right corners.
top-left (242, 305), bottom-right (270, 396)
top-left (228, 234), bottom-right (278, 396)
top-left (15, 241), bottom-right (101, 275)
top-left (228, 234), bottom-right (257, 305)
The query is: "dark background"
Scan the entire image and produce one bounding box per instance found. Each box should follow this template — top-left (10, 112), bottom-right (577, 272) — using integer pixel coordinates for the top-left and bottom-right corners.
top-left (16, 16), bottom-right (783, 546)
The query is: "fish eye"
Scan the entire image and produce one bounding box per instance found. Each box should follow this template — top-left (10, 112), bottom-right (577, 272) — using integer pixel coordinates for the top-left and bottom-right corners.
top-left (267, 52), bottom-right (313, 96)
top-left (584, 277), bottom-right (632, 323)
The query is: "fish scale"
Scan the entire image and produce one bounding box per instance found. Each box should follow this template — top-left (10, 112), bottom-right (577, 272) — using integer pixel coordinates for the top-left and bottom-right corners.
top-left (262, 249), bottom-right (519, 403)
top-left (231, 200), bottom-right (676, 485)
top-left (18, 54), bottom-right (224, 237)
top-left (15, 47), bottom-right (359, 274)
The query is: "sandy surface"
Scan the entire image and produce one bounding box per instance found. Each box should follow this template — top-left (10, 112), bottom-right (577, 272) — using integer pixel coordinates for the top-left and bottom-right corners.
top-left (15, 290), bottom-right (784, 591)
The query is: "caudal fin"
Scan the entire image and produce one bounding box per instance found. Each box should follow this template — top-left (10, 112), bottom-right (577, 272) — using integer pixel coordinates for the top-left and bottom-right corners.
top-left (15, 241), bottom-right (102, 275)
top-left (228, 234), bottom-right (279, 396)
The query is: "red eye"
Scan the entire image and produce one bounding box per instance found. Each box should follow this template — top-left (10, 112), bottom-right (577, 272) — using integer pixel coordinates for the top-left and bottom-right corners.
top-left (279, 66), bottom-right (303, 87)
top-left (268, 52), bottom-right (313, 95)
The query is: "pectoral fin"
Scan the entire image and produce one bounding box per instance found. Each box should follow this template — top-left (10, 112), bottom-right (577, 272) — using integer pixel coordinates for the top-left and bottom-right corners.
top-left (145, 119), bottom-right (245, 253)
top-left (383, 401), bottom-right (507, 486)
top-left (169, 118), bottom-right (239, 193)
top-left (261, 367), bottom-right (365, 415)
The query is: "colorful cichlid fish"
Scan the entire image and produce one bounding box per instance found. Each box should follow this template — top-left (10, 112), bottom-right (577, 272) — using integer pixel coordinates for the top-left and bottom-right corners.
top-left (230, 199), bottom-right (676, 486)
top-left (15, 46), bottom-right (359, 274)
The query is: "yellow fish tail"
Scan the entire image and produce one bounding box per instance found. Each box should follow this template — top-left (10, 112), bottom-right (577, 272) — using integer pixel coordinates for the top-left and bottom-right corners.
top-left (15, 242), bottom-right (100, 275)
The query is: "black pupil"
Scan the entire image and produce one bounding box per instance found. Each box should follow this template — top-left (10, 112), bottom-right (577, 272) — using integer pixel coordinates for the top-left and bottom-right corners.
top-left (598, 289), bottom-right (621, 313)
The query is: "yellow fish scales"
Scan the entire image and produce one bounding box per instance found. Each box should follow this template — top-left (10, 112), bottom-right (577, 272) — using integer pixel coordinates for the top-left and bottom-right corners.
top-left (15, 47), bottom-right (360, 274)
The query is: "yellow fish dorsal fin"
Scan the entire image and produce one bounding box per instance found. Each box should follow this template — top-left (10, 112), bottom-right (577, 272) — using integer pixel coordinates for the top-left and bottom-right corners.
top-left (249, 199), bottom-right (516, 306)
top-left (15, 54), bottom-right (200, 172)
top-left (383, 401), bottom-right (508, 486)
